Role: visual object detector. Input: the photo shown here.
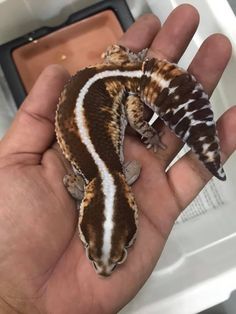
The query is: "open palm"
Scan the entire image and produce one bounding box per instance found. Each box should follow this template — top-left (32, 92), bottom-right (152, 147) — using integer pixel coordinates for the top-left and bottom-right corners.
top-left (0, 5), bottom-right (235, 314)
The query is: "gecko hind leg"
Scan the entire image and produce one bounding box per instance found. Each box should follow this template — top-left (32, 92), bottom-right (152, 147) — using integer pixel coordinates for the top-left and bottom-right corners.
top-left (126, 95), bottom-right (166, 152)
top-left (63, 173), bottom-right (85, 202)
top-left (142, 130), bottom-right (166, 151)
top-left (123, 160), bottom-right (141, 185)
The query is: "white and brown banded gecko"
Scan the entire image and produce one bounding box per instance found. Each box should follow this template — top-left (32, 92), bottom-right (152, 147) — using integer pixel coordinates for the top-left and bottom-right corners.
top-left (55, 44), bottom-right (225, 276)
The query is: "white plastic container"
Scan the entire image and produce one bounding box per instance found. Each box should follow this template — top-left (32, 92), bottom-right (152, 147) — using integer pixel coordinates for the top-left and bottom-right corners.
top-left (120, 1), bottom-right (236, 313)
top-left (0, 67), bottom-right (16, 138)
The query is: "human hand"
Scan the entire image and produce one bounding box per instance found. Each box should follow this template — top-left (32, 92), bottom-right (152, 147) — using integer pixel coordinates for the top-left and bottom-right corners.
top-left (0, 4), bottom-right (235, 314)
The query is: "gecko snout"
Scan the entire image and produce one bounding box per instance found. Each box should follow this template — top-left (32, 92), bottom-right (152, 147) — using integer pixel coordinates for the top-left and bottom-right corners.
top-left (88, 248), bottom-right (128, 276)
top-left (93, 261), bottom-right (117, 277)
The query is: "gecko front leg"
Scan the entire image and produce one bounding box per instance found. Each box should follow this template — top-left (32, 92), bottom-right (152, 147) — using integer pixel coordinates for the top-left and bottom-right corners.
top-left (123, 160), bottom-right (141, 185)
top-left (126, 94), bottom-right (166, 152)
top-left (63, 173), bottom-right (85, 203)
top-left (64, 161), bottom-right (141, 205)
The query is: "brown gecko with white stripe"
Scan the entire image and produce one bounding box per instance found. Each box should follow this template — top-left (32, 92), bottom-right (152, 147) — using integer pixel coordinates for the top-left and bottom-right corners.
top-left (55, 44), bottom-right (225, 276)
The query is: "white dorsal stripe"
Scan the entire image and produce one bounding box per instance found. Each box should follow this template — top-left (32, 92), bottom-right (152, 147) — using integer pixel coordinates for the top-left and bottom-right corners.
top-left (75, 69), bottom-right (143, 262)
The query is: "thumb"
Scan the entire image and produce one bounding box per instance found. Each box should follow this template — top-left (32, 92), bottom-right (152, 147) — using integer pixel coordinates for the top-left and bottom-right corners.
top-left (0, 65), bottom-right (69, 158)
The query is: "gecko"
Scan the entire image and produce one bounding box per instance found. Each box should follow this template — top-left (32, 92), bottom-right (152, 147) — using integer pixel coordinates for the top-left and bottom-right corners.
top-left (55, 44), bottom-right (225, 276)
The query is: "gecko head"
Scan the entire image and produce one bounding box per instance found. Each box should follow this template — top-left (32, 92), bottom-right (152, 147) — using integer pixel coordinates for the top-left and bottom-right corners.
top-left (85, 244), bottom-right (128, 277)
top-left (101, 44), bottom-right (147, 66)
top-left (79, 174), bottom-right (138, 276)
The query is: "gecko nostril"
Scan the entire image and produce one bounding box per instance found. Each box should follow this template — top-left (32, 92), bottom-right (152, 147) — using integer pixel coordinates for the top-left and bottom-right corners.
top-left (93, 262), bottom-right (117, 276)
top-left (93, 262), bottom-right (98, 270)
top-left (111, 264), bottom-right (117, 271)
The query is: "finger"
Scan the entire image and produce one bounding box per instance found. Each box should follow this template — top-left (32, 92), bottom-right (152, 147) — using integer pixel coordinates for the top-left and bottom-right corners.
top-left (167, 106), bottom-right (236, 211)
top-left (188, 34), bottom-right (232, 95)
top-left (0, 65), bottom-right (70, 156)
top-left (148, 4), bottom-right (199, 61)
top-left (118, 14), bottom-right (161, 135)
top-left (153, 34), bottom-right (232, 168)
top-left (118, 13), bottom-right (161, 51)
top-left (119, 7), bottom-right (198, 142)
top-left (140, 5), bottom-right (199, 163)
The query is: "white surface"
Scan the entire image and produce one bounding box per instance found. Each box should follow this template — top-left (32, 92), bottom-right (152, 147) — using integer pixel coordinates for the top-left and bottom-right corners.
top-left (0, 67), bottom-right (16, 138)
top-left (0, 0), bottom-right (146, 45)
top-left (120, 1), bottom-right (236, 314)
top-left (0, 0), bottom-right (101, 45)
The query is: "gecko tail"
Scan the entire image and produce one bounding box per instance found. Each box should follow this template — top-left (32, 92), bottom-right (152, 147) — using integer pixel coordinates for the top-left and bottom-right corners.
top-left (185, 132), bottom-right (226, 181)
top-left (135, 56), bottom-right (226, 181)
top-left (215, 166), bottom-right (226, 181)
top-left (202, 159), bottom-right (226, 181)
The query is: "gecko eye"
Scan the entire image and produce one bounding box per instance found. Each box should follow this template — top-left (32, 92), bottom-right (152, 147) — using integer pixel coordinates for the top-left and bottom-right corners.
top-left (85, 247), bottom-right (93, 261)
top-left (111, 264), bottom-right (117, 271)
top-left (93, 261), bottom-right (98, 270)
top-left (117, 249), bottom-right (128, 265)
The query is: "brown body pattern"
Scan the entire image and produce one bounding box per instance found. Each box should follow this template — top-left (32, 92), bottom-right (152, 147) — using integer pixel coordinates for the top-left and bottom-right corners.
top-left (56, 62), bottom-right (144, 276)
top-left (55, 45), bottom-right (225, 276)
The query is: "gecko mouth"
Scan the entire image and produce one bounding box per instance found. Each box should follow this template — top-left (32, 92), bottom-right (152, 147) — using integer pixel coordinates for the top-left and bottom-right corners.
top-left (92, 261), bottom-right (117, 276)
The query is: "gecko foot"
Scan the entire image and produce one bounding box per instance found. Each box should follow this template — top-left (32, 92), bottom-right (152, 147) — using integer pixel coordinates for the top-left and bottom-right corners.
top-left (63, 174), bottom-right (85, 201)
top-left (123, 160), bottom-right (141, 185)
top-left (142, 131), bottom-right (166, 152)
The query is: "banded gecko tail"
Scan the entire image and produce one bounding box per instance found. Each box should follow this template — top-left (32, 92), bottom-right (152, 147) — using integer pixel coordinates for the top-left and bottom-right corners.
top-left (141, 58), bottom-right (226, 181)
top-left (184, 124), bottom-right (226, 181)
